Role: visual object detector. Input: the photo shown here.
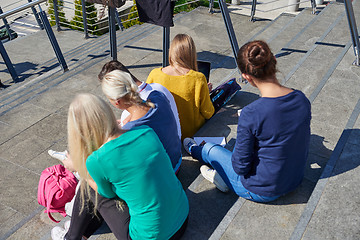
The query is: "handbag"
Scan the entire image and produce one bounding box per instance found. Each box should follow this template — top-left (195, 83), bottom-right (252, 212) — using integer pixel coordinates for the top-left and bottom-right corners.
top-left (37, 164), bottom-right (78, 223)
top-left (86, 0), bottom-right (126, 8)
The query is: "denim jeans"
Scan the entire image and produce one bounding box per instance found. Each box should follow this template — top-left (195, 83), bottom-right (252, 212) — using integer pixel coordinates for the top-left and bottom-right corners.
top-left (191, 143), bottom-right (280, 203)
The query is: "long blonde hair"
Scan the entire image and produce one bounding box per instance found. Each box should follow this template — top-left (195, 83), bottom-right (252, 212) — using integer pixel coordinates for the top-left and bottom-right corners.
top-left (67, 93), bottom-right (119, 212)
top-left (101, 70), bottom-right (154, 108)
top-left (169, 34), bottom-right (198, 71)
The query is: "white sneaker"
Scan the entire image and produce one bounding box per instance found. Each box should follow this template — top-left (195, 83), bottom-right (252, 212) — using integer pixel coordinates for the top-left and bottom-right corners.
top-left (183, 138), bottom-right (197, 155)
top-left (51, 226), bottom-right (67, 240)
top-left (200, 165), bottom-right (229, 192)
top-left (48, 150), bottom-right (67, 162)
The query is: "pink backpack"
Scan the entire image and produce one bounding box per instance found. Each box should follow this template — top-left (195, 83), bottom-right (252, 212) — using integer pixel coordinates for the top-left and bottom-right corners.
top-left (37, 164), bottom-right (78, 222)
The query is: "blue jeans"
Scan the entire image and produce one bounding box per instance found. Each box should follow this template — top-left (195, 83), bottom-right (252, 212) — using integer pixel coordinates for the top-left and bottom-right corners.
top-left (191, 143), bottom-right (280, 203)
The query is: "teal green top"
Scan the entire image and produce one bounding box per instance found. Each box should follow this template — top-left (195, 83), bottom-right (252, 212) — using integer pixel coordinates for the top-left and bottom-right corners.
top-left (86, 126), bottom-right (189, 240)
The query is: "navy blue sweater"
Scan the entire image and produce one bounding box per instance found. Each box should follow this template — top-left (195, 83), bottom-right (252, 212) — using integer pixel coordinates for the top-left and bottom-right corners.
top-left (123, 91), bottom-right (181, 170)
top-left (231, 90), bottom-right (311, 197)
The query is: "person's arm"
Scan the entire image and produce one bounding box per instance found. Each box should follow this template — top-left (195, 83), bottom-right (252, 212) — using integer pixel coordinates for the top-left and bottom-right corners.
top-left (231, 109), bottom-right (255, 176)
top-left (145, 69), bottom-right (156, 84)
top-left (198, 76), bottom-right (215, 119)
top-left (87, 178), bottom-right (98, 191)
top-left (86, 154), bottom-right (117, 199)
top-left (64, 152), bottom-right (76, 172)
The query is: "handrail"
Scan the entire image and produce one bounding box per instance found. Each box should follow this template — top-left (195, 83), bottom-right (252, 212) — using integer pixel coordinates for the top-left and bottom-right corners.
top-left (0, 0), bottom-right (47, 20)
top-left (344, 0), bottom-right (360, 66)
top-left (0, 0), bottom-right (68, 82)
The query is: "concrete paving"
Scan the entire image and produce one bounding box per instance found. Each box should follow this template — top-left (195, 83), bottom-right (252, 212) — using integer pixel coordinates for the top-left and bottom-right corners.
top-left (0, 1), bottom-right (360, 240)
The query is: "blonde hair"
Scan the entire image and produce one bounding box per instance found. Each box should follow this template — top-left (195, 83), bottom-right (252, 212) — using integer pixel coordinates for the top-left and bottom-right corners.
top-left (169, 34), bottom-right (198, 71)
top-left (67, 93), bottom-right (120, 213)
top-left (101, 70), bottom-right (154, 108)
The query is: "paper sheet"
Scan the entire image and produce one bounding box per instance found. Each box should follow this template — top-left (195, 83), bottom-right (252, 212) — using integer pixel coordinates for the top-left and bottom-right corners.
top-left (193, 137), bottom-right (227, 147)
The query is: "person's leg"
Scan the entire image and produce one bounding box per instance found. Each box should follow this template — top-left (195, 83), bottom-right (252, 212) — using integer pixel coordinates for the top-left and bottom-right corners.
top-left (192, 143), bottom-right (279, 203)
top-left (169, 216), bottom-right (188, 240)
top-left (64, 188), bottom-right (103, 240)
top-left (90, 191), bottom-right (131, 240)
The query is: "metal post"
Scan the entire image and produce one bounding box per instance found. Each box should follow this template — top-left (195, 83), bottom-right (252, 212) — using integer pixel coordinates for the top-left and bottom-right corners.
top-left (162, 26), bottom-right (170, 67)
top-left (209, 0), bottom-right (214, 13)
top-left (81, 0), bottom-right (89, 39)
top-left (250, 0), bottom-right (257, 22)
top-left (344, 0), bottom-right (360, 66)
top-left (108, 7), bottom-right (117, 60)
top-left (53, 0), bottom-right (61, 31)
top-left (310, 0), bottom-right (316, 15)
top-left (38, 6), bottom-right (68, 71)
top-left (28, 0), bottom-right (44, 29)
top-left (115, 10), bottom-right (124, 31)
top-left (0, 41), bottom-right (19, 82)
top-left (218, 0), bottom-right (240, 69)
top-left (0, 7), bottom-right (13, 40)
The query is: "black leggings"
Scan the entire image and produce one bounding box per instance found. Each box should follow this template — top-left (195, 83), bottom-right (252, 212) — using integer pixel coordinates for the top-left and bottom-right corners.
top-left (65, 186), bottom-right (188, 240)
top-left (65, 187), bottom-right (130, 240)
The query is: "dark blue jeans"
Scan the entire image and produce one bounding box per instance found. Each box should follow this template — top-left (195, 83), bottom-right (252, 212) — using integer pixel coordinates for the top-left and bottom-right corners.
top-left (192, 143), bottom-right (280, 203)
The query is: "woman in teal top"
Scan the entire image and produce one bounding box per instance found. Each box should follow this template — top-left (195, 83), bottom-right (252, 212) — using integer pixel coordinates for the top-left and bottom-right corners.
top-left (86, 126), bottom-right (188, 239)
top-left (55, 93), bottom-right (189, 240)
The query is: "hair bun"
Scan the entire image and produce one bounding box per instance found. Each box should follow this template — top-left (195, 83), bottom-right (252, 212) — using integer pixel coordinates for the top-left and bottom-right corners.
top-left (247, 44), bottom-right (272, 68)
top-left (236, 40), bottom-right (277, 79)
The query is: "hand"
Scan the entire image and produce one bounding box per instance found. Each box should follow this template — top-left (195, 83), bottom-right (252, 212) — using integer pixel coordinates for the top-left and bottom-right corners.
top-left (116, 119), bottom-right (122, 127)
top-left (63, 151), bottom-right (76, 172)
top-left (208, 82), bottom-right (213, 92)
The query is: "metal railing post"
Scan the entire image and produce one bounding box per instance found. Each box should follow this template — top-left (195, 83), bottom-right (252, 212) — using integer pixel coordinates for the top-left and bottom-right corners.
top-left (218, 0), bottom-right (240, 69)
top-left (108, 6), bottom-right (117, 60)
top-left (162, 26), bottom-right (170, 67)
top-left (250, 0), bottom-right (257, 22)
top-left (115, 10), bottom-right (124, 31)
top-left (344, 0), bottom-right (360, 66)
top-left (0, 7), bottom-right (14, 40)
top-left (28, 0), bottom-right (44, 29)
top-left (310, 0), bottom-right (316, 15)
top-left (209, 0), bottom-right (214, 13)
top-left (0, 40), bottom-right (19, 82)
top-left (81, 0), bottom-right (89, 39)
top-left (53, 0), bottom-right (61, 31)
top-left (38, 5), bottom-right (68, 71)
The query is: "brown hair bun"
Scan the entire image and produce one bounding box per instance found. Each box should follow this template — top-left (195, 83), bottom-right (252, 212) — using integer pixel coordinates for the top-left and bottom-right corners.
top-left (237, 40), bottom-right (277, 79)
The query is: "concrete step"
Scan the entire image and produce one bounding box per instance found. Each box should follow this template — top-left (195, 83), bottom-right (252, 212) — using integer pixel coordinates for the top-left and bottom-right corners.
top-left (0, 21), bottom-right (168, 144)
top-left (1, 1), bottom-right (359, 239)
top-left (9, 13), bottom-right (42, 37)
top-left (291, 52), bottom-right (360, 238)
top-left (179, 6), bottom-right (326, 240)
top-left (0, 7), bottom-right (269, 240)
top-left (183, 2), bottom-right (360, 240)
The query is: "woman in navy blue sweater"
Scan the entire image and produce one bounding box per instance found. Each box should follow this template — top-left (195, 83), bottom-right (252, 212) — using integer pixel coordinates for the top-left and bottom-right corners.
top-left (184, 40), bottom-right (311, 202)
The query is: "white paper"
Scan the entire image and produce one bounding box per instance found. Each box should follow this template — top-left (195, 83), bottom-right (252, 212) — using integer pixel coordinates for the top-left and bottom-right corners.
top-left (193, 137), bottom-right (227, 147)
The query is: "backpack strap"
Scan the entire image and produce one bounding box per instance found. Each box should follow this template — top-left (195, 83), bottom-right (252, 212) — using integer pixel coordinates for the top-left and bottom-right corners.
top-left (46, 179), bottom-right (62, 223)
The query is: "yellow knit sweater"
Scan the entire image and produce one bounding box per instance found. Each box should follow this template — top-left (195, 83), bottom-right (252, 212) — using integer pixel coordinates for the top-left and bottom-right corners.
top-left (147, 68), bottom-right (214, 139)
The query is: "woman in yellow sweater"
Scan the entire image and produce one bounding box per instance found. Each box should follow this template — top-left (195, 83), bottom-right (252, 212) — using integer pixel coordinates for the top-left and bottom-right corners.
top-left (147, 34), bottom-right (215, 139)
